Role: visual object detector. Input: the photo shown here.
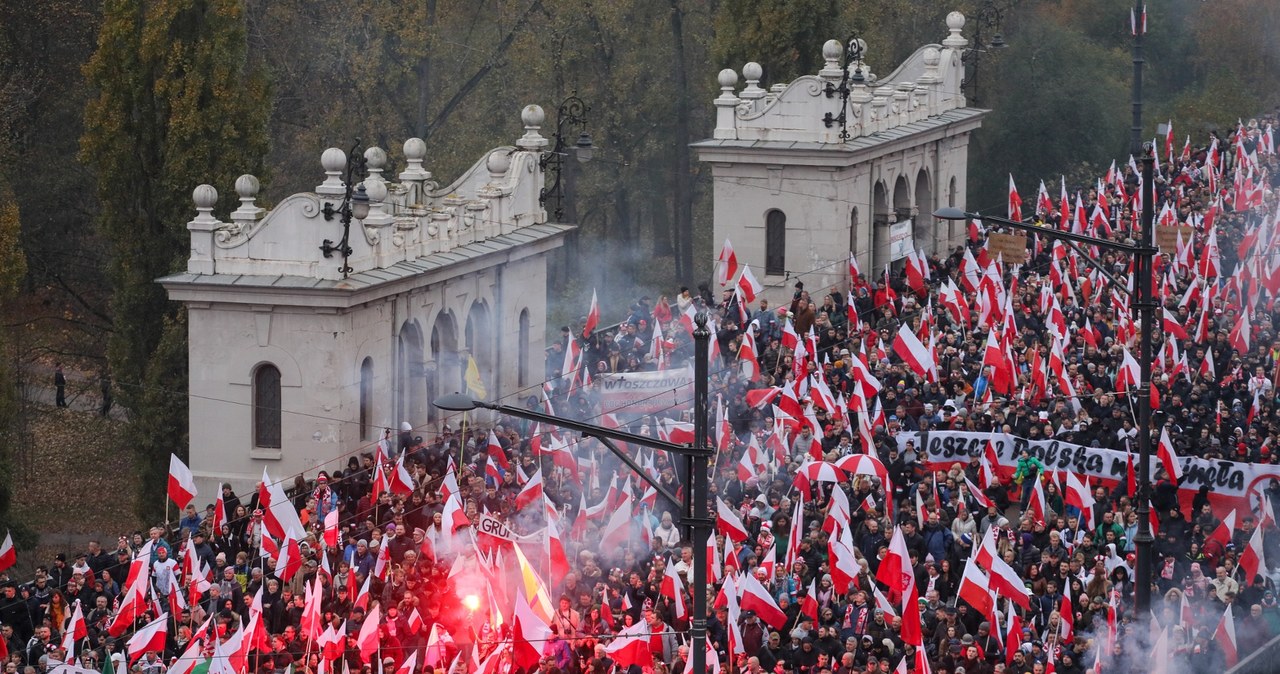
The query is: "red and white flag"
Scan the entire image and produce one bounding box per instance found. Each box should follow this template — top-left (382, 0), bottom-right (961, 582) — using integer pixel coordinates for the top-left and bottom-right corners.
top-left (168, 454), bottom-right (198, 510)
top-left (1157, 426), bottom-right (1183, 481)
top-left (582, 289), bottom-right (600, 338)
top-left (737, 265), bottom-right (763, 304)
top-left (1215, 605), bottom-right (1239, 667)
top-left (126, 613), bottom-right (169, 663)
top-left (739, 570), bottom-right (788, 629)
top-left (716, 497), bottom-right (749, 543)
top-left (356, 604), bottom-right (382, 663)
top-left (515, 469), bottom-right (544, 511)
top-left (605, 622), bottom-right (653, 669)
top-left (512, 592), bottom-right (552, 671)
top-left (717, 239), bottom-right (740, 287)
top-left (1008, 174), bottom-right (1024, 221)
top-left (1240, 523), bottom-right (1266, 583)
top-left (0, 531), bottom-right (14, 572)
top-left (957, 557), bottom-right (994, 616)
top-left (388, 456), bottom-right (416, 495)
top-left (274, 533), bottom-right (302, 582)
top-left (892, 323), bottom-right (935, 381)
top-left (211, 485), bottom-right (227, 535)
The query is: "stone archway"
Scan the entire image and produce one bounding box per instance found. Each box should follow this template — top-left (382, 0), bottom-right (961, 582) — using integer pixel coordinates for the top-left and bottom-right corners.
top-left (465, 300), bottom-right (492, 395)
top-left (872, 180), bottom-right (890, 269)
top-left (427, 311), bottom-right (459, 424)
top-left (914, 169), bottom-right (933, 254)
top-left (397, 319), bottom-right (426, 429)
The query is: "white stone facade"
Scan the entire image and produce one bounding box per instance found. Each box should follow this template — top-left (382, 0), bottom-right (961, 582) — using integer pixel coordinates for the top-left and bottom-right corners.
top-left (161, 106), bottom-right (570, 496)
top-left (694, 12), bottom-right (987, 303)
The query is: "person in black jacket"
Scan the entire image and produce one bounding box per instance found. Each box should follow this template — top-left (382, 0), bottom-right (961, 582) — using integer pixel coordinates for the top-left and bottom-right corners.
top-left (0, 583), bottom-right (31, 642)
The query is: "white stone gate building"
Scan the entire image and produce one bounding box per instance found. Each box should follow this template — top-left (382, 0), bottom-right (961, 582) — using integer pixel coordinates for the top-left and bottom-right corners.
top-left (694, 12), bottom-right (987, 297)
top-left (161, 106), bottom-right (569, 495)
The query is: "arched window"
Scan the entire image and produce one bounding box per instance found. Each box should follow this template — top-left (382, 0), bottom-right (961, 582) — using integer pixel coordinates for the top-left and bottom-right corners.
top-left (360, 358), bottom-right (374, 441)
top-left (518, 309), bottom-right (531, 387)
top-left (765, 210), bottom-right (786, 276)
top-left (253, 364), bottom-right (282, 449)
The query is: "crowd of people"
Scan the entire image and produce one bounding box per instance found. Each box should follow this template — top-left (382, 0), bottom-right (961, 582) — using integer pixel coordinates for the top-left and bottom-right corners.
top-left (6, 112), bottom-right (1280, 674)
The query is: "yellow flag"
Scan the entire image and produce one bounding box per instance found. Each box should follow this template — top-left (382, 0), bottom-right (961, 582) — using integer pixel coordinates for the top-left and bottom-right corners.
top-left (465, 355), bottom-right (487, 399)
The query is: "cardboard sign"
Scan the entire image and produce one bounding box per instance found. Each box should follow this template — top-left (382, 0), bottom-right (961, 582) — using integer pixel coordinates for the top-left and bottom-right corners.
top-left (889, 219), bottom-right (915, 261)
top-left (1155, 225), bottom-right (1195, 254)
top-left (986, 232), bottom-right (1028, 263)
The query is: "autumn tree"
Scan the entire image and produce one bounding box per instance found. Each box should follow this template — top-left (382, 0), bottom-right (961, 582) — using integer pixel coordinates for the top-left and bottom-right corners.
top-left (81, 0), bottom-right (270, 522)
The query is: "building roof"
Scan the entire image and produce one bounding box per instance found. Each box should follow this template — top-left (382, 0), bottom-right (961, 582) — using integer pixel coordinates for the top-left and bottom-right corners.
top-left (692, 107), bottom-right (987, 155)
top-left (160, 222), bottom-right (572, 301)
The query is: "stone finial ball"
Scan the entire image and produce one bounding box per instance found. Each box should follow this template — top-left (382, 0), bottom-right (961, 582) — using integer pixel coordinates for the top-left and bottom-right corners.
top-left (717, 69), bottom-right (738, 88)
top-left (742, 62), bottom-right (763, 82)
top-left (521, 104), bottom-right (546, 128)
top-left (947, 11), bottom-right (966, 30)
top-left (486, 149), bottom-right (511, 175)
top-left (193, 184), bottom-right (218, 209)
top-left (823, 39), bottom-right (843, 61)
top-left (403, 138), bottom-right (427, 161)
top-left (321, 147), bottom-right (346, 173)
top-left (923, 47), bottom-right (941, 67)
top-left (364, 146), bottom-right (388, 169)
top-left (235, 174), bottom-right (259, 199)
top-left (363, 179), bottom-right (387, 203)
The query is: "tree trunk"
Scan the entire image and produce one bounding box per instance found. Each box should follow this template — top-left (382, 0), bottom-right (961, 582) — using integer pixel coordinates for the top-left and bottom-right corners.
top-left (669, 0), bottom-right (694, 282)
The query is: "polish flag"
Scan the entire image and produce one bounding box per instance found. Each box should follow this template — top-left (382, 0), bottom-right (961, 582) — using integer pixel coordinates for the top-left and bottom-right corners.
top-left (716, 497), bottom-right (749, 543)
top-left (0, 531), bottom-right (14, 572)
top-left (275, 533), bottom-right (302, 582)
top-left (892, 323), bottom-right (935, 381)
top-left (1005, 612), bottom-right (1023, 666)
top-left (211, 486), bottom-right (227, 535)
top-left (707, 533), bottom-right (721, 583)
top-left (1208, 514), bottom-right (1239, 552)
top-left (1157, 427), bottom-right (1183, 481)
top-left (1063, 472), bottom-right (1095, 529)
top-left (963, 475), bottom-right (991, 509)
top-left (1230, 304), bottom-right (1251, 353)
top-left (800, 578), bottom-right (820, 623)
top-left (126, 613), bottom-right (169, 663)
top-left (168, 454), bottom-right (198, 510)
top-left (168, 636), bottom-right (205, 674)
top-left (582, 289), bottom-right (600, 338)
top-left (388, 456), bottom-right (416, 495)
top-left (63, 600), bottom-right (88, 653)
top-left (1058, 584), bottom-right (1074, 644)
top-left (396, 651), bottom-right (419, 674)
top-left (737, 265), bottom-right (764, 304)
top-left (1162, 307), bottom-right (1189, 340)
top-left (1114, 347), bottom-right (1141, 393)
top-left (512, 592), bottom-right (552, 671)
top-left (875, 526), bottom-right (916, 599)
top-left (486, 431), bottom-right (510, 471)
top-left (1240, 524), bottom-right (1266, 583)
top-left (356, 604), bottom-right (382, 663)
top-left (515, 469), bottom-right (544, 511)
top-left (738, 324), bottom-right (761, 381)
top-left (717, 239), bottom-right (740, 287)
top-left (1008, 174), bottom-right (1024, 221)
top-left (352, 572), bottom-right (372, 611)
top-left (661, 562), bottom-right (688, 622)
top-left (442, 494), bottom-right (471, 533)
top-left (1215, 606), bottom-right (1239, 667)
top-left (547, 512), bottom-right (571, 581)
top-left (599, 494), bottom-right (633, 551)
top-left (323, 508), bottom-right (339, 550)
top-left (957, 558), bottom-right (993, 616)
top-left (739, 569), bottom-right (788, 629)
top-left (605, 622), bottom-right (653, 669)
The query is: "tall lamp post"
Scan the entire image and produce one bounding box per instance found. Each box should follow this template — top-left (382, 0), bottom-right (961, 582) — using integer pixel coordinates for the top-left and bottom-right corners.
top-left (434, 313), bottom-right (714, 673)
top-left (318, 139), bottom-right (372, 278)
top-left (934, 147), bottom-right (1157, 617)
top-left (961, 0), bottom-right (1013, 106)
top-left (540, 93), bottom-right (594, 222)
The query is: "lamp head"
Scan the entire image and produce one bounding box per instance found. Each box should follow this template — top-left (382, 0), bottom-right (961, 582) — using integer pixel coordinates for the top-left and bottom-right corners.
top-left (933, 207), bottom-right (968, 221)
top-left (351, 184), bottom-right (371, 220)
top-left (434, 393), bottom-right (479, 412)
top-left (574, 132), bottom-right (594, 164)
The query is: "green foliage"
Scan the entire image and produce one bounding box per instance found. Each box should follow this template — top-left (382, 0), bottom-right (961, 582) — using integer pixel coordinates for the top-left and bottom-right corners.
top-left (712, 0), bottom-right (837, 85)
top-left (80, 0), bottom-right (269, 523)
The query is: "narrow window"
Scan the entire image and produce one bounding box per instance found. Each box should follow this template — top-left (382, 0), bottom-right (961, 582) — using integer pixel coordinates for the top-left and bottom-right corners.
top-left (360, 358), bottom-right (374, 441)
top-left (518, 310), bottom-right (531, 387)
top-left (765, 210), bottom-right (786, 276)
top-left (253, 364), bottom-right (282, 449)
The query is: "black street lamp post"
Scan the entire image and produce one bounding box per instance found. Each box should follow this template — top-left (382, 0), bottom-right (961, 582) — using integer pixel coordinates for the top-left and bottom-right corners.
top-left (434, 313), bottom-right (714, 672)
top-left (539, 93), bottom-right (594, 223)
top-left (934, 148), bottom-right (1157, 618)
